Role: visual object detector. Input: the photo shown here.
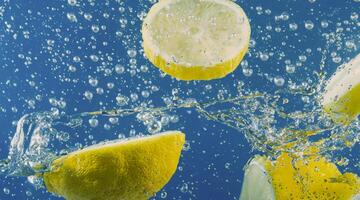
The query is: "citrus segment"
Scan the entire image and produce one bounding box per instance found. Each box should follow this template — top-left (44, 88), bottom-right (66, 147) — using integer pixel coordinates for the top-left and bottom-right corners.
top-left (43, 131), bottom-right (185, 200)
top-left (240, 153), bottom-right (360, 200)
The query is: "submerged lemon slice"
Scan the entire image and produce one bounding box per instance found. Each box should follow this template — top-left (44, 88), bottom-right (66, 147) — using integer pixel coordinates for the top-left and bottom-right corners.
top-left (322, 53), bottom-right (360, 124)
top-left (142, 0), bottom-right (251, 80)
top-left (43, 131), bottom-right (185, 200)
top-left (240, 153), bottom-right (360, 200)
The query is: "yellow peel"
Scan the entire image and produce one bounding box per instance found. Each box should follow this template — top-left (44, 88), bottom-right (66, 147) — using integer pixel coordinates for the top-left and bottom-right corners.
top-left (43, 131), bottom-right (185, 200)
top-left (240, 152), bottom-right (360, 200)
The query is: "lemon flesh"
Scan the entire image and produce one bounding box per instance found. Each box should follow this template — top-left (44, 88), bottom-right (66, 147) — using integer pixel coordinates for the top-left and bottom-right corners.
top-left (142, 0), bottom-right (251, 80)
top-left (240, 153), bottom-right (360, 200)
top-left (322, 53), bottom-right (360, 124)
top-left (43, 131), bottom-right (185, 200)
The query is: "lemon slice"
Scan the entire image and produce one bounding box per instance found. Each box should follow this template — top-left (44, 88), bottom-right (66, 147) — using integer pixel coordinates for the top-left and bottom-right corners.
top-left (142, 0), bottom-right (251, 80)
top-left (240, 153), bottom-right (360, 200)
top-left (43, 131), bottom-right (185, 200)
top-left (322, 53), bottom-right (360, 124)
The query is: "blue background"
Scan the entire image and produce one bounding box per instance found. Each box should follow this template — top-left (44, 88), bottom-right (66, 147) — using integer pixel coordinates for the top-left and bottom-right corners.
top-left (0, 0), bottom-right (359, 199)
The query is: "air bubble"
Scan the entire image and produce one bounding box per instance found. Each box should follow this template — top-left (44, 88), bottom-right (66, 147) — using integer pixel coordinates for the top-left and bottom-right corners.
top-left (115, 64), bottom-right (125, 74)
top-left (304, 20), bottom-right (314, 30)
top-left (84, 91), bottom-right (93, 100)
top-left (89, 118), bottom-right (99, 127)
top-left (274, 76), bottom-right (285, 86)
top-left (67, 0), bottom-right (77, 6)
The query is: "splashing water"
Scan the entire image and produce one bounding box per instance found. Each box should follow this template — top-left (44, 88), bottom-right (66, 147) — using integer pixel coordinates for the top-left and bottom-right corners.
top-left (1, 83), bottom-right (358, 187)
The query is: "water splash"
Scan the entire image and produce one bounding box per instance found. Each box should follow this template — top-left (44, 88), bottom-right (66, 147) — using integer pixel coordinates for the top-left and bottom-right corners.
top-left (2, 85), bottom-right (358, 183)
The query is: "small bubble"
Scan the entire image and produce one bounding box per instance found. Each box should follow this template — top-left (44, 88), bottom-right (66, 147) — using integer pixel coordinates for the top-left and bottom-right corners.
top-left (73, 56), bottom-right (81, 63)
top-left (224, 163), bottom-right (231, 169)
top-left (96, 88), bottom-right (104, 95)
top-left (320, 20), bottom-right (329, 28)
top-left (104, 124), bottom-right (111, 130)
top-left (147, 121), bottom-right (162, 134)
top-left (3, 188), bottom-right (10, 195)
top-left (89, 78), bottom-right (98, 87)
top-left (89, 118), bottom-right (99, 127)
top-left (67, 0), bottom-right (77, 6)
top-left (160, 191), bottom-right (167, 198)
top-left (116, 94), bottom-right (129, 106)
top-left (66, 13), bottom-right (77, 22)
top-left (84, 91), bottom-right (93, 100)
top-left (68, 65), bottom-right (77, 72)
top-left (332, 56), bottom-right (342, 63)
top-left (107, 82), bottom-right (115, 89)
top-left (298, 55), bottom-right (307, 62)
top-left (115, 64), bottom-right (125, 74)
top-left (242, 68), bottom-right (253, 77)
top-left (170, 115), bottom-right (179, 123)
top-left (91, 25), bottom-right (100, 33)
top-left (84, 13), bottom-right (92, 21)
top-left (274, 76), bottom-right (285, 86)
top-left (259, 53), bottom-right (269, 61)
top-left (350, 12), bottom-right (358, 20)
top-left (180, 183), bottom-right (188, 193)
top-left (127, 49), bottom-right (137, 58)
top-left (304, 20), bottom-right (314, 30)
top-left (289, 23), bottom-right (298, 31)
top-left (90, 55), bottom-right (99, 62)
top-left (25, 190), bottom-right (32, 196)
top-left (286, 64), bottom-right (296, 73)
top-left (109, 117), bottom-right (119, 124)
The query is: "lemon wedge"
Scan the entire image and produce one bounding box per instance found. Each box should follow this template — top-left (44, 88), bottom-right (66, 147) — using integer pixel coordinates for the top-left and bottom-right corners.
top-left (43, 131), bottom-right (185, 200)
top-left (240, 153), bottom-right (360, 200)
top-left (322, 53), bottom-right (360, 124)
top-left (142, 0), bottom-right (251, 80)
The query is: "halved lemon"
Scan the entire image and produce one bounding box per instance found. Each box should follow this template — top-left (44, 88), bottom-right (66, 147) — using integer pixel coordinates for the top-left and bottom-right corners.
top-left (321, 53), bottom-right (360, 124)
top-left (240, 153), bottom-right (360, 200)
top-left (142, 0), bottom-right (251, 80)
top-left (43, 131), bottom-right (185, 200)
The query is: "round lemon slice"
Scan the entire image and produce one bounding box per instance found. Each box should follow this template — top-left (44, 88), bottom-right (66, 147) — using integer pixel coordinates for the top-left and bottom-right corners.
top-left (321, 53), bottom-right (360, 124)
top-left (142, 0), bottom-right (251, 80)
top-left (43, 131), bottom-right (185, 200)
top-left (240, 153), bottom-right (360, 200)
